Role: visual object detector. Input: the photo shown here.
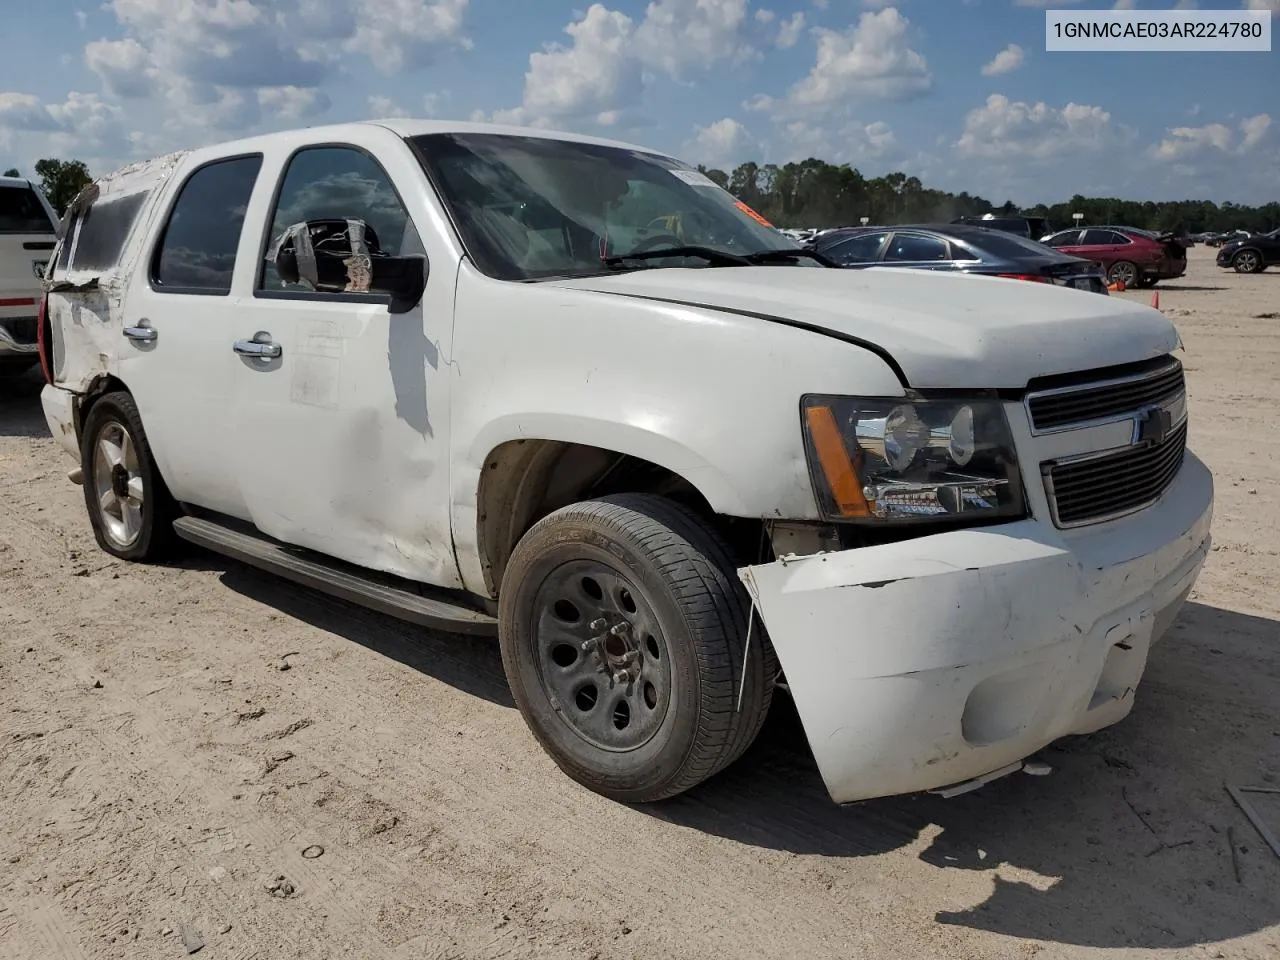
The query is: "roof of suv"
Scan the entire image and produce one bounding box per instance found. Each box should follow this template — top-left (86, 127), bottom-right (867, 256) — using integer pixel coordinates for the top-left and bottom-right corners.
top-left (170, 119), bottom-right (665, 168)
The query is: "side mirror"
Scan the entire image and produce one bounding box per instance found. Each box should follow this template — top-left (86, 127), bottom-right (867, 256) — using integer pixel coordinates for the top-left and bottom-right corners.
top-left (269, 218), bottom-right (427, 314)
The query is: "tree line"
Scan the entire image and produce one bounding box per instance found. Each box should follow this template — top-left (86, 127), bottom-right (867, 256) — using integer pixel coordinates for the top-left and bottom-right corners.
top-left (3, 158), bottom-right (93, 217)
top-left (697, 159), bottom-right (1280, 234)
top-left (6, 154), bottom-right (1277, 234)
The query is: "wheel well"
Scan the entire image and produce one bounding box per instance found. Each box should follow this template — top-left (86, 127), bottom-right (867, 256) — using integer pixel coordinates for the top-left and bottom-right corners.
top-left (476, 440), bottom-right (770, 596)
top-left (75, 375), bottom-right (130, 432)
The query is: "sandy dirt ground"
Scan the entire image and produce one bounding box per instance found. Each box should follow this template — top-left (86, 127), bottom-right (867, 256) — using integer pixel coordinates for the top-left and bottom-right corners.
top-left (1, 246), bottom-right (1278, 960)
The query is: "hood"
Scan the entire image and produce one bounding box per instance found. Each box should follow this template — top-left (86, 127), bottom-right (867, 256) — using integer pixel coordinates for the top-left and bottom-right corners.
top-left (550, 266), bottom-right (1178, 389)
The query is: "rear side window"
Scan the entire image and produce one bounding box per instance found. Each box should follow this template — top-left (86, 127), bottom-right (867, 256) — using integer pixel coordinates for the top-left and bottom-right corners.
top-left (885, 233), bottom-right (949, 262)
top-left (153, 155), bottom-right (262, 295)
top-left (1045, 231), bottom-right (1081, 247)
top-left (59, 191), bottom-right (150, 274)
top-left (968, 230), bottom-right (1061, 259)
top-left (0, 184), bottom-right (55, 234)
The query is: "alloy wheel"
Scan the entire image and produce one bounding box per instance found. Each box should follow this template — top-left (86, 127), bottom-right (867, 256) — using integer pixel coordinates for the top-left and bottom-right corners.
top-left (91, 420), bottom-right (146, 549)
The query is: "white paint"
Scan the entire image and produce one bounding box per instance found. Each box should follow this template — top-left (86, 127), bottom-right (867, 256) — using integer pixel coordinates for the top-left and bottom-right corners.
top-left (669, 168), bottom-right (720, 188)
top-left (37, 119), bottom-right (1215, 804)
top-left (741, 454), bottom-right (1213, 803)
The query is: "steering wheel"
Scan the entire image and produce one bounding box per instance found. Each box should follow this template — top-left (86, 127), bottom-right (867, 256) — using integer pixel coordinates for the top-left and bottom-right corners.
top-left (626, 233), bottom-right (686, 255)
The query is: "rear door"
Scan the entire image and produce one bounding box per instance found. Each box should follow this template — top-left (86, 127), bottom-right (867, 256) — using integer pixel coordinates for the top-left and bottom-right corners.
top-left (116, 153), bottom-right (267, 519)
top-left (0, 181), bottom-right (57, 357)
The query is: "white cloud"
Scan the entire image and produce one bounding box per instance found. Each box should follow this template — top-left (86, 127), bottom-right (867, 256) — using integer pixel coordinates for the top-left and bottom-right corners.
top-left (345, 0), bottom-right (471, 74)
top-left (368, 95), bottom-right (410, 119)
top-left (1154, 114), bottom-right (1272, 159)
top-left (0, 91), bottom-right (130, 166)
top-left (980, 44), bottom-right (1024, 77)
top-left (492, 1), bottom-right (754, 129)
top-left (956, 94), bottom-right (1115, 160)
top-left (755, 9), bottom-right (776, 24)
top-left (1243, 1), bottom-right (1280, 12)
top-left (635, 0), bottom-right (753, 78)
top-left (770, 117), bottom-right (897, 164)
top-left (1174, 1), bottom-right (1198, 9)
top-left (776, 12), bottom-right (805, 48)
top-left (1013, 0), bottom-right (1086, 6)
top-left (84, 38), bottom-right (155, 98)
top-left (783, 8), bottom-right (932, 109)
top-left (685, 117), bottom-right (754, 167)
top-left (516, 5), bottom-right (641, 123)
top-left (258, 85), bottom-right (330, 121)
top-left (1112, 0), bottom-right (1138, 9)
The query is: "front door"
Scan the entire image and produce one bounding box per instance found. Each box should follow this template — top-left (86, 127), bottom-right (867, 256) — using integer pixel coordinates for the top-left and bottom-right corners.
top-left (228, 137), bottom-right (461, 589)
top-left (117, 153), bottom-right (266, 519)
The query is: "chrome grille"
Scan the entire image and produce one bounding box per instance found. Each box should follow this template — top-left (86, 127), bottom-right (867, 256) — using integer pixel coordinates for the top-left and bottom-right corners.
top-left (1027, 358), bottom-right (1184, 432)
top-left (1045, 421), bottom-right (1188, 527)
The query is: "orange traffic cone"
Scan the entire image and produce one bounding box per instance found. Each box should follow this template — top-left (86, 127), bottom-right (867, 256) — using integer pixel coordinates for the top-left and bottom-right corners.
top-left (1151, 290), bottom-right (1160, 310)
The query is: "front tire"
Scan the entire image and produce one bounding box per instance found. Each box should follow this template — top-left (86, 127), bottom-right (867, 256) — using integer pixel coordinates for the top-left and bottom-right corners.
top-left (80, 391), bottom-right (178, 561)
top-left (1233, 250), bottom-right (1262, 274)
top-left (498, 493), bottom-right (775, 803)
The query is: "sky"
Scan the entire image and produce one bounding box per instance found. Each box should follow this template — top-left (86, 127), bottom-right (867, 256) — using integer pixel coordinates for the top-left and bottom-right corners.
top-left (1, 0), bottom-right (1277, 207)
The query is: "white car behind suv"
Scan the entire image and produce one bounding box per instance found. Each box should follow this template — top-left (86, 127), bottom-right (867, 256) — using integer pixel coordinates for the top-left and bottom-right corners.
top-left (1, 174), bottom-right (58, 376)
top-left (37, 121), bottom-right (1213, 805)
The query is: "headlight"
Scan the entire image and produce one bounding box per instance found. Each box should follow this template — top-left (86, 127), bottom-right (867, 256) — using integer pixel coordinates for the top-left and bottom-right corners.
top-left (801, 395), bottom-right (1027, 523)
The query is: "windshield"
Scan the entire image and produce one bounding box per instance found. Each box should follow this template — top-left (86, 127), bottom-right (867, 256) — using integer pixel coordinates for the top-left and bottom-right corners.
top-left (407, 133), bottom-right (797, 281)
top-left (0, 184), bottom-right (55, 235)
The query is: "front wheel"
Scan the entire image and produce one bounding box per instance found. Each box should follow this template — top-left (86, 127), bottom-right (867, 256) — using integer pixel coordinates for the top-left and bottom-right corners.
top-left (1233, 250), bottom-right (1262, 273)
top-left (498, 494), bottom-right (775, 803)
top-left (80, 391), bottom-right (178, 561)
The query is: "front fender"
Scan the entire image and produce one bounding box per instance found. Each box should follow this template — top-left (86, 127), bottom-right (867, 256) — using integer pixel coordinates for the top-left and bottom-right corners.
top-left (447, 262), bottom-right (905, 595)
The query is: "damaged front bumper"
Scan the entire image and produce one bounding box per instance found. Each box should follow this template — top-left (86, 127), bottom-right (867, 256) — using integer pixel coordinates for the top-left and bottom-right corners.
top-left (740, 452), bottom-right (1213, 805)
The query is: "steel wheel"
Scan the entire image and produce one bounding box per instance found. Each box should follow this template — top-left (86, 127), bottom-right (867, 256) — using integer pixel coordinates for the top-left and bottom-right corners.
top-left (1109, 261), bottom-right (1138, 287)
top-left (533, 559), bottom-right (672, 752)
top-left (91, 420), bottom-right (145, 549)
top-left (1234, 250), bottom-right (1260, 273)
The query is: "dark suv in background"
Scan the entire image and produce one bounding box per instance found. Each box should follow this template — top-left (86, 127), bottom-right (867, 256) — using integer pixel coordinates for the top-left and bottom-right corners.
top-left (951, 215), bottom-right (1053, 241)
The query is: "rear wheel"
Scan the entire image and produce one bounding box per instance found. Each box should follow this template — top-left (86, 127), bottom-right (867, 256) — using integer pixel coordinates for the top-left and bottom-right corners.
top-left (80, 391), bottom-right (178, 561)
top-left (1108, 261), bottom-right (1139, 287)
top-left (498, 493), bottom-right (775, 803)
top-left (1233, 250), bottom-right (1262, 274)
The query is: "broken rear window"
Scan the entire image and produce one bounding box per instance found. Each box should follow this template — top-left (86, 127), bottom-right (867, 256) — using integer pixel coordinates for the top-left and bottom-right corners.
top-left (66, 191), bottom-right (150, 273)
top-left (0, 184), bottom-right (55, 234)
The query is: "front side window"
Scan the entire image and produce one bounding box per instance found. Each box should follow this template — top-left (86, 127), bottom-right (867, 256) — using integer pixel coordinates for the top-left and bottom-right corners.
top-left (0, 184), bottom-right (55, 234)
top-left (408, 132), bottom-right (795, 281)
top-left (260, 146), bottom-right (418, 293)
top-left (884, 233), bottom-right (949, 262)
top-left (152, 155), bottom-right (262, 295)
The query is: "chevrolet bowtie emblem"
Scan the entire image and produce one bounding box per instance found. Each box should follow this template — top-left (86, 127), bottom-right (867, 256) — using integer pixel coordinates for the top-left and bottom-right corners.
top-left (1134, 404), bottom-right (1174, 446)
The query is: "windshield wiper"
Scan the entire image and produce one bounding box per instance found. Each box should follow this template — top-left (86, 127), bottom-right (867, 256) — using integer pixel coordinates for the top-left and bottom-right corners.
top-left (741, 248), bottom-right (839, 268)
top-left (601, 245), bottom-right (750, 268)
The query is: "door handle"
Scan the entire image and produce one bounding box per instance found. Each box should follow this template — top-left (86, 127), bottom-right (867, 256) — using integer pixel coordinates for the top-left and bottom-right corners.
top-left (122, 323), bottom-right (157, 343)
top-left (233, 331), bottom-right (282, 361)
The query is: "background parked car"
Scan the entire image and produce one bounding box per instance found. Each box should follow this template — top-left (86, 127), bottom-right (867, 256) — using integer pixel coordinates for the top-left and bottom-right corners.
top-left (1041, 225), bottom-right (1187, 288)
top-left (951, 214), bottom-right (1053, 240)
top-left (808, 223), bottom-right (1109, 293)
top-left (1216, 227), bottom-right (1280, 273)
top-left (0, 174), bottom-right (59, 377)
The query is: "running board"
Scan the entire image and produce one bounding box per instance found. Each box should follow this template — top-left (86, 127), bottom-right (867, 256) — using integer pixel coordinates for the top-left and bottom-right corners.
top-left (172, 515), bottom-right (498, 637)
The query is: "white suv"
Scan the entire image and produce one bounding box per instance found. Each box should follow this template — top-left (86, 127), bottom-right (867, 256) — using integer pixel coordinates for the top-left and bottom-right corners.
top-left (1, 174), bottom-right (58, 376)
top-left (38, 121), bottom-right (1213, 805)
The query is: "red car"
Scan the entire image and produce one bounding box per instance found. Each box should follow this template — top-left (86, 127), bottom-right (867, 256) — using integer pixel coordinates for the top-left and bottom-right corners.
top-left (1041, 226), bottom-right (1187, 288)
